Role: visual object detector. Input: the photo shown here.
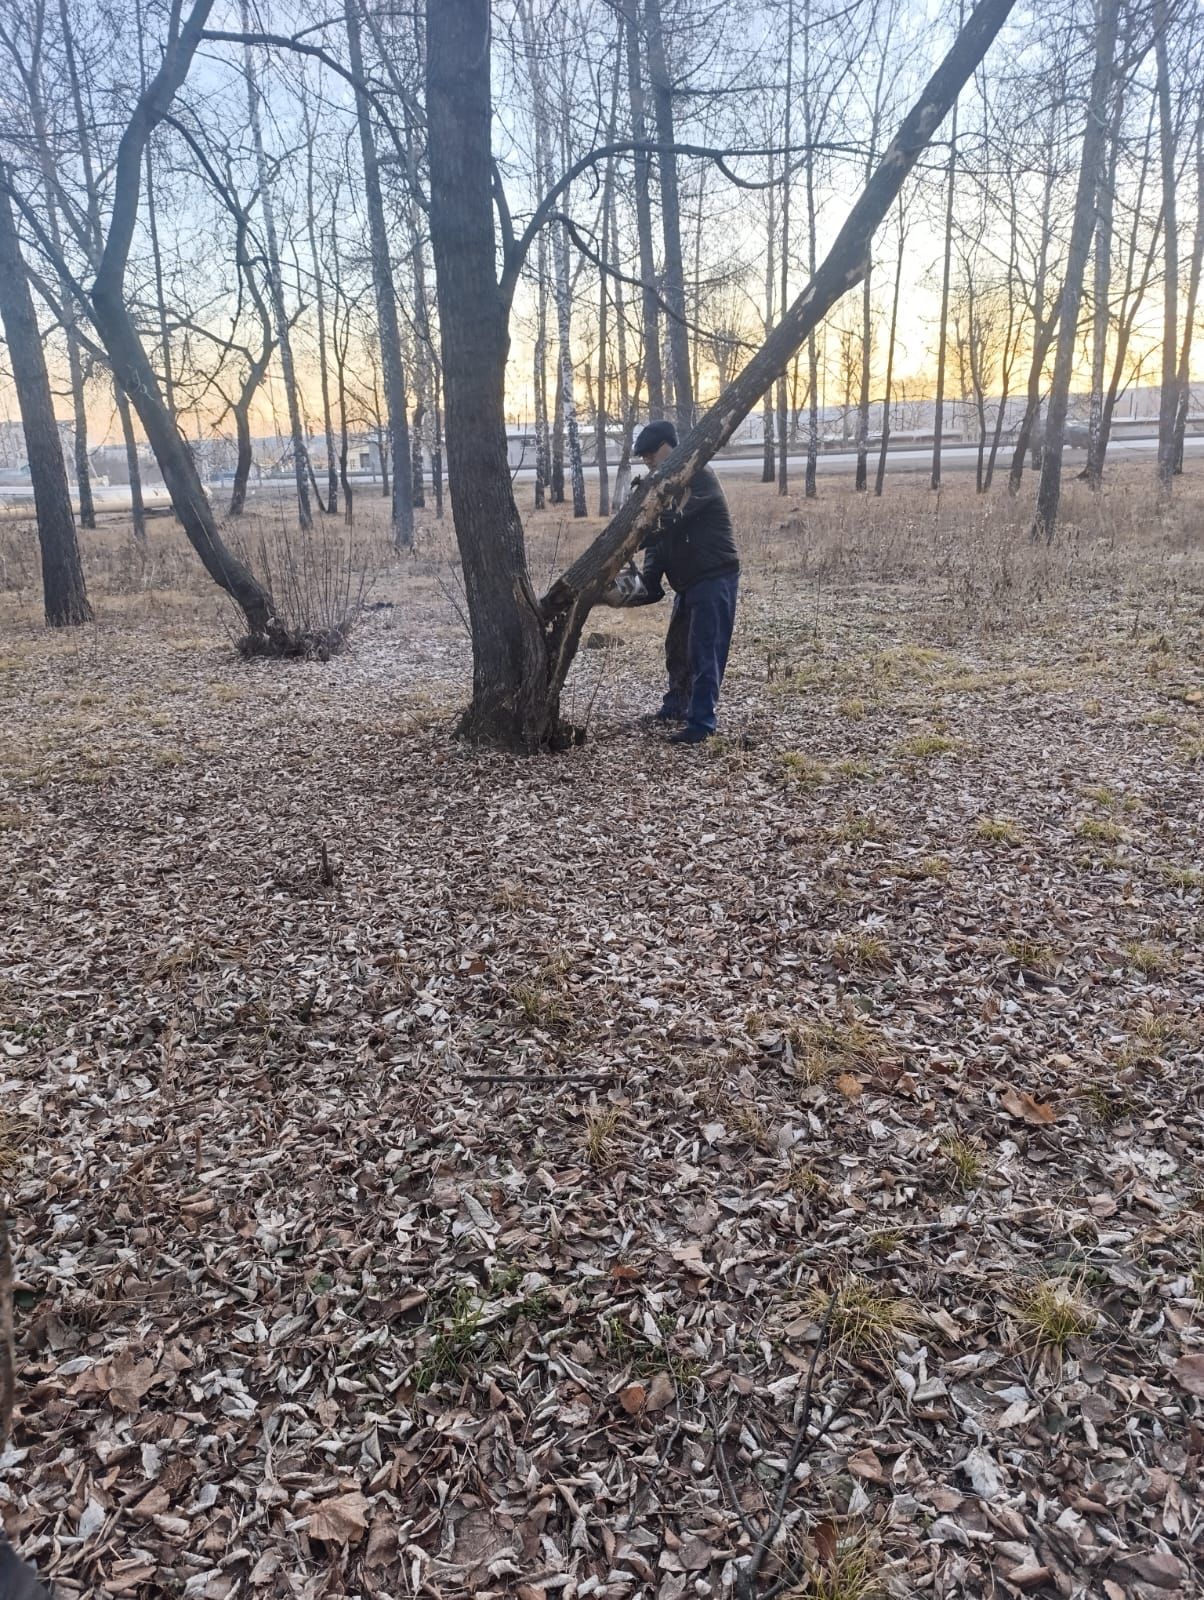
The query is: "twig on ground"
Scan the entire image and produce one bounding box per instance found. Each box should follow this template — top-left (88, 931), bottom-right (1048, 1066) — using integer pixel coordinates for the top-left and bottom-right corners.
top-left (0, 1203), bottom-right (13, 1445)
top-left (735, 1289), bottom-right (838, 1600)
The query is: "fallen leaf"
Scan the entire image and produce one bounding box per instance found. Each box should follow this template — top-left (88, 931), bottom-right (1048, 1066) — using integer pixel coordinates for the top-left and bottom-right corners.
top-left (618, 1382), bottom-right (646, 1414)
top-left (307, 1490), bottom-right (369, 1544)
top-left (1171, 1353), bottom-right (1204, 1396)
top-left (645, 1371), bottom-right (676, 1411)
top-left (837, 1072), bottom-right (864, 1098)
top-left (1000, 1087), bottom-right (1055, 1125)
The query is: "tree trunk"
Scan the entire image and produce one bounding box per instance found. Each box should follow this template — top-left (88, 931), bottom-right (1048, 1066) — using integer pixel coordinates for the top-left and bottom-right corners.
top-left (875, 204), bottom-right (905, 496)
top-left (930, 70), bottom-right (959, 490)
top-left (623, 0), bottom-right (664, 417)
top-left (645, 0), bottom-right (692, 431)
top-left (551, 365), bottom-right (566, 502)
top-left (609, 169), bottom-right (633, 505)
top-left (762, 159), bottom-right (777, 484)
top-left (1085, 51), bottom-right (1126, 489)
top-left (426, 0), bottom-right (548, 748)
top-left (777, 0), bottom-right (794, 496)
top-left (1172, 110), bottom-right (1204, 473)
top-left (304, 98), bottom-right (338, 515)
top-left (596, 160), bottom-right (613, 519)
top-left (114, 381), bottom-right (147, 548)
top-left (534, 227), bottom-right (550, 509)
top-left (345, 0), bottom-right (414, 548)
top-left (1153, 0), bottom-right (1179, 493)
top-left (1008, 112), bottom-right (1060, 493)
top-left (1034, 0), bottom-right (1120, 541)
top-left (241, 3), bottom-right (311, 531)
top-left (229, 400), bottom-right (253, 517)
top-left (802, 0), bottom-right (819, 499)
top-left (65, 339), bottom-right (95, 529)
top-left (0, 179), bottom-right (91, 626)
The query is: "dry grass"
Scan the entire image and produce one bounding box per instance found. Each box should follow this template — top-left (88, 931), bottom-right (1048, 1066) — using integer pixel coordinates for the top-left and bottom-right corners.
top-left (1015, 1278), bottom-right (1097, 1349)
top-left (809, 1274), bottom-right (916, 1361)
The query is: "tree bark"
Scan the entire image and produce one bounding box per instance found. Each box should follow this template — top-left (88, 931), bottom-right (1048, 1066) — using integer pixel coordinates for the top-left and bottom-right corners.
top-left (645, 0), bottom-right (692, 431)
top-left (114, 381), bottom-right (147, 548)
top-left (0, 178), bottom-right (91, 626)
top-left (777, 0), bottom-right (794, 496)
top-left (303, 95), bottom-right (338, 515)
top-left (1034, 0), bottom-right (1120, 541)
top-left (875, 203), bottom-right (906, 496)
top-left (762, 159), bottom-right (777, 484)
top-left (930, 56), bottom-right (959, 490)
top-left (427, 0), bottom-right (548, 748)
top-left (1085, 45), bottom-right (1126, 489)
top-left (1153, 0), bottom-right (1179, 492)
top-left (1172, 108), bottom-right (1204, 473)
top-left (802, 0), bottom-right (820, 499)
top-left (345, 0), bottom-right (414, 548)
top-left (241, 0), bottom-right (311, 531)
top-left (623, 0), bottom-right (664, 417)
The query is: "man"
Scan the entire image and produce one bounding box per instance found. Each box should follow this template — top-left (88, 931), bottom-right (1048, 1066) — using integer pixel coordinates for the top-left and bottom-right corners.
top-left (623, 420), bottom-right (740, 745)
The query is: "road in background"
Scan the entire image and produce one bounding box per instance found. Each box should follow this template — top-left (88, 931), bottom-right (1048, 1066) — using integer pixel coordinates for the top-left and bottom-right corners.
top-left (1, 435), bottom-right (1200, 517)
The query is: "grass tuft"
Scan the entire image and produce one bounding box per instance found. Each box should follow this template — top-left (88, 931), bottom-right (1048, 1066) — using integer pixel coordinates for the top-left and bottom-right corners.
top-left (785, 1529), bottom-right (885, 1600)
top-left (832, 930), bottom-right (891, 970)
top-left (1077, 816), bottom-right (1123, 843)
top-left (1015, 1278), bottom-right (1096, 1348)
top-left (808, 1273), bottom-right (915, 1361)
top-left (583, 1105), bottom-right (621, 1168)
top-left (898, 731), bottom-right (958, 759)
top-left (780, 751), bottom-right (829, 787)
top-left (975, 816), bottom-right (1022, 844)
top-left (939, 1132), bottom-right (983, 1190)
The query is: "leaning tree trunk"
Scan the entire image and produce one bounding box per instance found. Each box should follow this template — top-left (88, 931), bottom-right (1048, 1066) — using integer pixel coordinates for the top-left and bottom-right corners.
top-left (0, 178), bottom-right (91, 626)
top-left (1034, 0), bottom-right (1120, 541)
top-left (645, 0), bottom-right (692, 431)
top-left (623, 0), bottom-right (664, 418)
top-left (345, 0), bottom-right (414, 548)
top-left (430, 0), bottom-right (1019, 751)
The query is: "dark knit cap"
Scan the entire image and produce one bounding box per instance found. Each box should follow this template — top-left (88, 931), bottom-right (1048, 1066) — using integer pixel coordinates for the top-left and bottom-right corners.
top-left (633, 419), bottom-right (678, 456)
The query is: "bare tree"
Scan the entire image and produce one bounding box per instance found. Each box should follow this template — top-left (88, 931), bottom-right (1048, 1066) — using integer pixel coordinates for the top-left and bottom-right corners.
top-left (0, 175), bottom-right (91, 625)
top-left (1034, 0), bottom-right (1121, 541)
top-left (345, 0), bottom-right (414, 548)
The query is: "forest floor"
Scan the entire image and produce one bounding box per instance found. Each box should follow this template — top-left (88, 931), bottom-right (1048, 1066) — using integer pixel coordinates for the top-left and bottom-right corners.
top-left (1, 467), bottom-right (1202, 1600)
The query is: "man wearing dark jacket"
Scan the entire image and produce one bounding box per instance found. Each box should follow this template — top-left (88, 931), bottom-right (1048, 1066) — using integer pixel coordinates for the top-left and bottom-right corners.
top-left (630, 420), bottom-right (740, 745)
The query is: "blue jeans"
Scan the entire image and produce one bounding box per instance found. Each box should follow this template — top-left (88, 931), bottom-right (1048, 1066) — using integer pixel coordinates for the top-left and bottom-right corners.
top-left (659, 571), bottom-right (739, 733)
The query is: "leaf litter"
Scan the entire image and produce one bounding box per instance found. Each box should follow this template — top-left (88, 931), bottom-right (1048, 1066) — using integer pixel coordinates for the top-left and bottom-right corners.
top-left (0, 510), bottom-right (1202, 1599)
